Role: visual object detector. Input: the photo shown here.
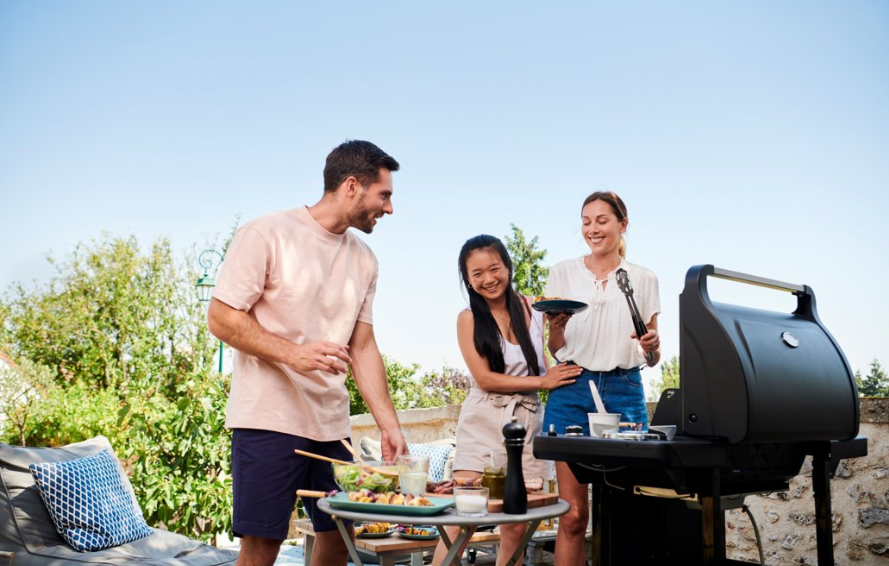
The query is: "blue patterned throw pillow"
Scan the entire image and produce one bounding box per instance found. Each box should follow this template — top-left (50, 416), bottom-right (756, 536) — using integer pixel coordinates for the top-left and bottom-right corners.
top-left (407, 443), bottom-right (453, 483)
top-left (28, 449), bottom-right (152, 552)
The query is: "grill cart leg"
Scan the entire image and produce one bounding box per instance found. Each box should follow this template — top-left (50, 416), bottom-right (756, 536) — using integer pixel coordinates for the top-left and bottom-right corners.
top-left (591, 483), bottom-right (603, 566)
top-left (700, 469), bottom-right (725, 566)
top-left (813, 451), bottom-right (836, 566)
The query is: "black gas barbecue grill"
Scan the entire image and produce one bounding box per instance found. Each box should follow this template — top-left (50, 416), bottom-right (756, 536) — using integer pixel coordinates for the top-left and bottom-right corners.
top-left (534, 265), bottom-right (868, 566)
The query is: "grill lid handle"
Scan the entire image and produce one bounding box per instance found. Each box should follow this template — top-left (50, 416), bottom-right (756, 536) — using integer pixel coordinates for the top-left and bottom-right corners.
top-left (688, 264), bottom-right (817, 320)
top-left (709, 267), bottom-right (805, 293)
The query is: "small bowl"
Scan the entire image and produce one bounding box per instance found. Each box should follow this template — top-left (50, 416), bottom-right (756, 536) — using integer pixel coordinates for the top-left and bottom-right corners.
top-left (397, 525), bottom-right (439, 539)
top-left (649, 425), bottom-right (677, 441)
top-left (588, 412), bottom-right (621, 438)
top-left (332, 461), bottom-right (398, 493)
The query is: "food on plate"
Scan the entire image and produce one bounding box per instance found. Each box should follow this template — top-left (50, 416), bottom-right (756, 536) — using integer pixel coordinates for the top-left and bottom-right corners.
top-left (355, 522), bottom-right (392, 536)
top-left (427, 477), bottom-right (545, 495)
top-left (534, 296), bottom-right (566, 303)
top-left (524, 477), bottom-right (544, 493)
top-left (426, 479), bottom-right (455, 494)
top-left (375, 492), bottom-right (394, 504)
top-left (397, 525), bottom-right (438, 537)
top-left (346, 489), bottom-right (433, 506)
top-left (426, 477), bottom-right (482, 495)
top-left (332, 462), bottom-right (398, 493)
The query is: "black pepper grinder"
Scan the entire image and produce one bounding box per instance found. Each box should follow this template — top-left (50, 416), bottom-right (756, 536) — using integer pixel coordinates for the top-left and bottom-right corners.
top-left (502, 416), bottom-right (528, 514)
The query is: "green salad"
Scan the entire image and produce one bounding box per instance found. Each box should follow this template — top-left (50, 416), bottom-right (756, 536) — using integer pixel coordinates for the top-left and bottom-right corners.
top-left (333, 463), bottom-right (397, 493)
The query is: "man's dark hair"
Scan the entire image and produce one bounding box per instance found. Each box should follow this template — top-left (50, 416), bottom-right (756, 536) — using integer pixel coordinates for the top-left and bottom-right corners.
top-left (323, 140), bottom-right (400, 192)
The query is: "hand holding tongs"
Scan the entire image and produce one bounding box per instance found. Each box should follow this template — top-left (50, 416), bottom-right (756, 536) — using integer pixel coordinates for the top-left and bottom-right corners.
top-left (615, 268), bottom-right (656, 366)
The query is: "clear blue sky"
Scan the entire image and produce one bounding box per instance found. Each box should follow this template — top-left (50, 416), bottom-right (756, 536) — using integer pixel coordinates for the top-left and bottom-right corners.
top-left (2, 2), bottom-right (887, 391)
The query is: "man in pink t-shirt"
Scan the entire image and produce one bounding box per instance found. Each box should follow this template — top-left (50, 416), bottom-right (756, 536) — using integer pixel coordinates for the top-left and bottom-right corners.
top-left (208, 140), bottom-right (406, 566)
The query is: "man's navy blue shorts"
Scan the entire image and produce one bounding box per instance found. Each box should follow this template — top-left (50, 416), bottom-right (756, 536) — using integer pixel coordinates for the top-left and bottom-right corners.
top-left (231, 428), bottom-right (354, 540)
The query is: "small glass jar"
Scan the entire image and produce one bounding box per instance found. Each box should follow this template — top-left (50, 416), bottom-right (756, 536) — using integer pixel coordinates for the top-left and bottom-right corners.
top-left (481, 450), bottom-right (506, 499)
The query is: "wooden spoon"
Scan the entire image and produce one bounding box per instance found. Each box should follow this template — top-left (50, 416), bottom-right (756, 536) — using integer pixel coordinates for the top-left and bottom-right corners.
top-left (297, 489), bottom-right (330, 499)
top-left (293, 449), bottom-right (352, 466)
top-left (340, 439), bottom-right (363, 461)
top-left (340, 439), bottom-right (399, 477)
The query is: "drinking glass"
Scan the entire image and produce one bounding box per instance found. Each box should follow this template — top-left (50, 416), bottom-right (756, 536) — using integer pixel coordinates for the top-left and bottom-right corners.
top-left (454, 486), bottom-right (489, 517)
top-left (397, 454), bottom-right (429, 496)
top-left (481, 450), bottom-right (506, 500)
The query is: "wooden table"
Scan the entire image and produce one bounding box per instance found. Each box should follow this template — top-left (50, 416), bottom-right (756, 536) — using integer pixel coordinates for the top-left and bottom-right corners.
top-left (316, 499), bottom-right (569, 566)
top-left (292, 519), bottom-right (500, 566)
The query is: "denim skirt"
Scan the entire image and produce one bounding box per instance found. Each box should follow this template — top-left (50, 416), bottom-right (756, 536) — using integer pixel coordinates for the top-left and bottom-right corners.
top-left (542, 366), bottom-right (648, 436)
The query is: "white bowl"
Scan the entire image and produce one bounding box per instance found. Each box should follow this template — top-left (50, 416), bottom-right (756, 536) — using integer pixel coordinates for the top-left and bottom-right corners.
top-left (587, 413), bottom-right (621, 438)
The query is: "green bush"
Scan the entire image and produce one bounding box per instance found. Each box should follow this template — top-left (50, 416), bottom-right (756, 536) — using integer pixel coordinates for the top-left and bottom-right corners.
top-left (118, 370), bottom-right (232, 539)
top-left (0, 235), bottom-right (228, 541)
top-left (13, 382), bottom-right (120, 447)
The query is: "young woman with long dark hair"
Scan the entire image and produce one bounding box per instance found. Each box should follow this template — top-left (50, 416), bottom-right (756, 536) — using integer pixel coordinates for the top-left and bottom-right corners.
top-left (431, 234), bottom-right (582, 566)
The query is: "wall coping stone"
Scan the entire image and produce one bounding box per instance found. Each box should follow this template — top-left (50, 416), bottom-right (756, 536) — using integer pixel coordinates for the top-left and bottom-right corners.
top-left (351, 405), bottom-right (462, 427)
top-left (352, 398), bottom-right (888, 427)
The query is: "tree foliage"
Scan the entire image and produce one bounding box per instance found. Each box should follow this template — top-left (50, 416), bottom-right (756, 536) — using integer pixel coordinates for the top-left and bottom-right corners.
top-left (0, 235), bottom-right (230, 541)
top-left (504, 224), bottom-right (554, 401)
top-left (346, 359), bottom-right (471, 415)
top-left (346, 356), bottom-right (421, 416)
top-left (118, 370), bottom-right (231, 538)
top-left (0, 357), bottom-right (56, 446)
top-left (504, 224), bottom-right (549, 297)
top-left (856, 358), bottom-right (889, 397)
top-left (1, 235), bottom-right (216, 390)
top-left (648, 355), bottom-right (680, 402)
top-left (410, 366), bottom-right (471, 409)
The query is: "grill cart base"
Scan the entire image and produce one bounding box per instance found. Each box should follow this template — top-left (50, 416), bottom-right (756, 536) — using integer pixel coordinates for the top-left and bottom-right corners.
top-left (534, 435), bottom-right (867, 566)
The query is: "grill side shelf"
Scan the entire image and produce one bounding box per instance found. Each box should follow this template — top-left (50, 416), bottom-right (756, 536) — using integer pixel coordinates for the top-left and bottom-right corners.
top-left (532, 435), bottom-right (731, 469)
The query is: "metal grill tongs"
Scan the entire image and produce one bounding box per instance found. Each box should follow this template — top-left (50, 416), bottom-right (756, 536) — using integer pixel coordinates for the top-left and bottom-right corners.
top-left (615, 268), bottom-right (656, 366)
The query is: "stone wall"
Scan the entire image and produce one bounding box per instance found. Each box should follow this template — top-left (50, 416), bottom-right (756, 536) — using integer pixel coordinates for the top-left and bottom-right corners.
top-left (724, 398), bottom-right (889, 565)
top-left (350, 405), bottom-right (461, 445)
top-left (349, 399), bottom-right (889, 564)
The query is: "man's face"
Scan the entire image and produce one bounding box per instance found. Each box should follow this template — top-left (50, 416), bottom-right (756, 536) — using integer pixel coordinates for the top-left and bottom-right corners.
top-left (349, 168), bottom-right (394, 234)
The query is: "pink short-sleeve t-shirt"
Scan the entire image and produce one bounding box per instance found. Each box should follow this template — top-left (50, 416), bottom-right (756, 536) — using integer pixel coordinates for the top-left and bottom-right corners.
top-left (213, 206), bottom-right (378, 441)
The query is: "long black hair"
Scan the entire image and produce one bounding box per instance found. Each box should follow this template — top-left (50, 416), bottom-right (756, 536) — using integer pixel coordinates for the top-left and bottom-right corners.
top-left (458, 235), bottom-right (540, 377)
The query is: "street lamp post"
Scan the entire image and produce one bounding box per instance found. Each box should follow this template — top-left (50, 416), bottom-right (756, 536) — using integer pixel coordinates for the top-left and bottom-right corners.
top-left (195, 249), bottom-right (225, 374)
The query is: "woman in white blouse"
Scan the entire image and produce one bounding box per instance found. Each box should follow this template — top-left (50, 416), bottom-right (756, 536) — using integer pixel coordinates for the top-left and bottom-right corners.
top-left (543, 191), bottom-right (661, 566)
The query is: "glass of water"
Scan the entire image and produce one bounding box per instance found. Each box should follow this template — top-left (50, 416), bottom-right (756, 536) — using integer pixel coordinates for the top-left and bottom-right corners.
top-left (397, 454), bottom-right (429, 496)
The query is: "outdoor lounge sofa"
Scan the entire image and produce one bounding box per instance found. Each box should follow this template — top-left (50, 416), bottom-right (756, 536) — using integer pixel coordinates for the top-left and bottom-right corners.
top-left (0, 436), bottom-right (237, 566)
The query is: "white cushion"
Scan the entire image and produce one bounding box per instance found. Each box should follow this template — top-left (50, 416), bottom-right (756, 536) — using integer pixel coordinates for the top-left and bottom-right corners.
top-left (358, 437), bottom-right (457, 481)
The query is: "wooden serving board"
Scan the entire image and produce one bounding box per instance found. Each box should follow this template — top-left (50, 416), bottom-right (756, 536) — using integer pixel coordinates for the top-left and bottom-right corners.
top-left (488, 492), bottom-right (559, 513)
top-left (426, 492), bottom-right (558, 513)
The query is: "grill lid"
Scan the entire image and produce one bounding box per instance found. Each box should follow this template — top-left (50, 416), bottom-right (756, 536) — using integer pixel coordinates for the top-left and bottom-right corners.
top-left (679, 265), bottom-right (859, 444)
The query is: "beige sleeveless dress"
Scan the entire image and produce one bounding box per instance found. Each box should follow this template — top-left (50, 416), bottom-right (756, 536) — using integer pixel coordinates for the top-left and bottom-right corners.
top-left (453, 305), bottom-right (554, 480)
